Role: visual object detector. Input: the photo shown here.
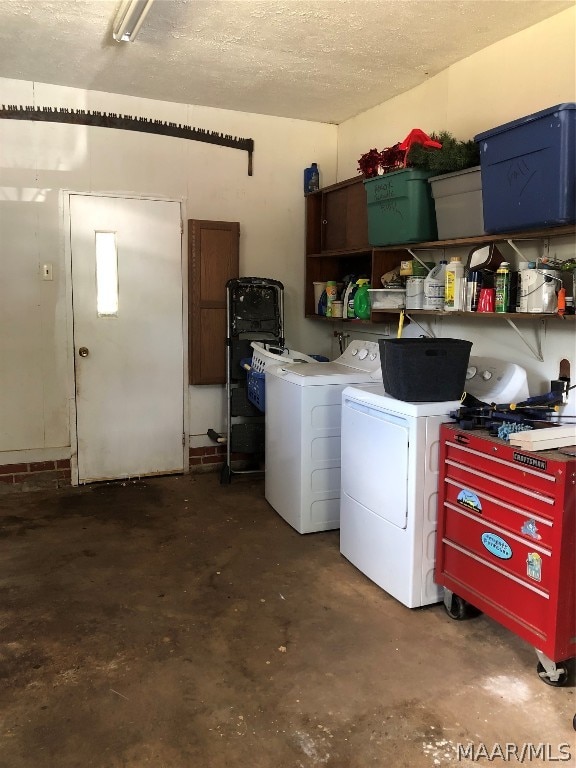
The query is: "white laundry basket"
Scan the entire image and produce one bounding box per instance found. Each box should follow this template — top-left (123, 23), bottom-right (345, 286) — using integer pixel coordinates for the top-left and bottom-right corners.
top-left (250, 342), bottom-right (317, 373)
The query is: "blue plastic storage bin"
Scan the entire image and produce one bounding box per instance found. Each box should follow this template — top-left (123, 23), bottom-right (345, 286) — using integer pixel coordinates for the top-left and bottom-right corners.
top-left (240, 357), bottom-right (266, 412)
top-left (474, 103), bottom-right (576, 233)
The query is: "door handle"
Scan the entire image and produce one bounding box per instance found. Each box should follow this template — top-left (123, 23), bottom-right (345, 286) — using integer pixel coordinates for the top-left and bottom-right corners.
top-left (78, 347), bottom-right (89, 358)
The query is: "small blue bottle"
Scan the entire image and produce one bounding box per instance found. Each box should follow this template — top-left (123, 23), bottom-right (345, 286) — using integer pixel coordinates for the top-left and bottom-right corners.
top-left (317, 288), bottom-right (327, 316)
top-left (304, 163), bottom-right (320, 194)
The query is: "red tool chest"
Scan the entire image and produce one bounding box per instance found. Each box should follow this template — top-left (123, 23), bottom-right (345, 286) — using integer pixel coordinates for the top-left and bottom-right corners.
top-left (435, 424), bottom-right (576, 674)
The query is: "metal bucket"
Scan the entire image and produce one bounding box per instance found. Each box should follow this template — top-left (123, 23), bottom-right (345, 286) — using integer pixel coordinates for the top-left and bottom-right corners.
top-left (518, 269), bottom-right (560, 313)
top-left (405, 277), bottom-right (425, 309)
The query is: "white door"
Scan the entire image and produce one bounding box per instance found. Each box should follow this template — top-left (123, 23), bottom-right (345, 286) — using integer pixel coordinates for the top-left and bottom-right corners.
top-left (69, 195), bottom-right (184, 483)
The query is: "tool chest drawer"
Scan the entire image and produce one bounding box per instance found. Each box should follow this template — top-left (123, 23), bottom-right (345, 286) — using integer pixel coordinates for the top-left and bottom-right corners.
top-left (441, 541), bottom-right (550, 635)
top-left (443, 503), bottom-right (553, 591)
top-left (442, 433), bottom-right (563, 521)
top-left (435, 424), bottom-right (576, 662)
top-left (443, 478), bottom-right (555, 549)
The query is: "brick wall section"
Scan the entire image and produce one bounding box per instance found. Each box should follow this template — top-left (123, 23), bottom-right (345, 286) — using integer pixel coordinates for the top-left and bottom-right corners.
top-left (189, 445), bottom-right (225, 471)
top-left (0, 459), bottom-right (71, 491)
top-left (189, 445), bottom-right (250, 472)
top-left (1, 449), bottom-right (247, 486)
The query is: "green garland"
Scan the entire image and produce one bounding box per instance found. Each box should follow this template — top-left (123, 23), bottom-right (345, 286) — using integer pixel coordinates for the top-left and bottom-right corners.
top-left (406, 131), bottom-right (479, 174)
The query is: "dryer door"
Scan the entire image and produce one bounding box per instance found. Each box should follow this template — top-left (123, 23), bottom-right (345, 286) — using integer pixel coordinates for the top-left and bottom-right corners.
top-left (341, 398), bottom-right (410, 529)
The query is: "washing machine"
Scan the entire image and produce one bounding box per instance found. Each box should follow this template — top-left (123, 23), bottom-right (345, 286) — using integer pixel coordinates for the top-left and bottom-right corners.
top-left (339, 356), bottom-right (529, 608)
top-left (265, 340), bottom-right (382, 534)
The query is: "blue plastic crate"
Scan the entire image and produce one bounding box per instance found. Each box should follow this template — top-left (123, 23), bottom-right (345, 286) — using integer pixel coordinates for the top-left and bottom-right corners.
top-left (240, 357), bottom-right (266, 412)
top-left (475, 103), bottom-right (576, 232)
top-left (247, 369), bottom-right (265, 412)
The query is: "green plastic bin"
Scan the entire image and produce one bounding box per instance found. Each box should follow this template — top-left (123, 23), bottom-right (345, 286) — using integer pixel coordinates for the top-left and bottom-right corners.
top-left (364, 168), bottom-right (438, 245)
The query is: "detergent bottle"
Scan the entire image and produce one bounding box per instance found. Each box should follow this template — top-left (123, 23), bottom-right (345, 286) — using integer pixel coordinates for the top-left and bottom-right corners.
top-left (353, 279), bottom-right (371, 320)
top-left (423, 260), bottom-right (447, 310)
top-left (325, 280), bottom-right (338, 317)
top-left (346, 278), bottom-right (362, 318)
top-left (342, 276), bottom-right (356, 317)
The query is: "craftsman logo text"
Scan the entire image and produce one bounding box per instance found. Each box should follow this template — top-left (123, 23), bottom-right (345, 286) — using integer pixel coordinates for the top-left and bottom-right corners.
top-left (512, 452), bottom-right (547, 471)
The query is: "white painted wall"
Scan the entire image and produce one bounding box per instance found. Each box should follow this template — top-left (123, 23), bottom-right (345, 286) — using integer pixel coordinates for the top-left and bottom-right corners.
top-left (0, 77), bottom-right (337, 462)
top-left (1, 7), bottom-right (575, 466)
top-left (337, 8), bottom-right (576, 178)
top-left (335, 7), bottom-right (576, 417)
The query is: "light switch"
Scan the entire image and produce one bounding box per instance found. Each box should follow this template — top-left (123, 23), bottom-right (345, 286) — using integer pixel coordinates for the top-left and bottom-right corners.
top-left (42, 263), bottom-right (53, 281)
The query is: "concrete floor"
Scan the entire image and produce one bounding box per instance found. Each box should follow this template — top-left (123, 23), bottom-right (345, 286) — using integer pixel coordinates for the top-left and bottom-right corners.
top-left (0, 473), bottom-right (574, 768)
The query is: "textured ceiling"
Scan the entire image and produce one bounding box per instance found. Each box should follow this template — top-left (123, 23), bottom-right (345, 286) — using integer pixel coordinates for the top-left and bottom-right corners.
top-left (0, 0), bottom-right (573, 123)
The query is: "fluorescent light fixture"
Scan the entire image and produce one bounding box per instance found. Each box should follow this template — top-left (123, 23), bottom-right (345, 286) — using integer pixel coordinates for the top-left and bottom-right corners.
top-left (113, 0), bottom-right (155, 43)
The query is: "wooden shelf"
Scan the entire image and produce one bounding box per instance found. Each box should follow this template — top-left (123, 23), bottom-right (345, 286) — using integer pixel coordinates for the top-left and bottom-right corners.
top-left (371, 224), bottom-right (575, 250)
top-left (304, 174), bottom-right (576, 321)
top-left (375, 309), bottom-right (575, 320)
top-left (305, 314), bottom-right (373, 323)
top-left (306, 247), bottom-right (373, 259)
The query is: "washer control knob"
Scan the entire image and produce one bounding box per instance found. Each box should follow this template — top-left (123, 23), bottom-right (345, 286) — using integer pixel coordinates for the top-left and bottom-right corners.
top-left (369, 353), bottom-right (377, 361)
top-left (358, 348), bottom-right (368, 360)
top-left (482, 370), bottom-right (493, 381)
top-left (350, 348), bottom-right (358, 356)
top-left (466, 366), bottom-right (477, 380)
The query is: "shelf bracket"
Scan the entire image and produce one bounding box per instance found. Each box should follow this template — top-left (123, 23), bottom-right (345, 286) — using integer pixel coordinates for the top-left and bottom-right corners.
top-left (404, 313), bottom-right (436, 338)
top-left (506, 238), bottom-right (529, 262)
top-left (504, 317), bottom-right (544, 362)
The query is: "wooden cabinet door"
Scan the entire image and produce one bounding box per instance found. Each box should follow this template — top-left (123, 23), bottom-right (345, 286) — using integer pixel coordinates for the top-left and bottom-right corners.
top-left (321, 177), bottom-right (370, 252)
top-left (345, 178), bottom-right (370, 250)
top-left (188, 219), bottom-right (239, 384)
top-left (322, 186), bottom-right (348, 251)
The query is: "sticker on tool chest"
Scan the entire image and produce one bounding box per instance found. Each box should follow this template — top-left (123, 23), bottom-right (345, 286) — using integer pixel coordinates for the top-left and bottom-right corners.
top-left (457, 489), bottom-right (482, 513)
top-left (481, 532), bottom-right (512, 560)
top-left (513, 451), bottom-right (547, 471)
top-left (521, 519), bottom-right (542, 540)
top-left (526, 552), bottom-right (542, 582)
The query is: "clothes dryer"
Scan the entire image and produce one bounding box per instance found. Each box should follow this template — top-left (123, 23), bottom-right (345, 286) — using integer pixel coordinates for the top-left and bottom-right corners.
top-left (265, 340), bottom-right (381, 534)
top-left (339, 356), bottom-right (528, 608)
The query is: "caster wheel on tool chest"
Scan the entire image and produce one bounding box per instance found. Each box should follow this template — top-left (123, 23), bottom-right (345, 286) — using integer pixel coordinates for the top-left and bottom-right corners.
top-left (444, 594), bottom-right (482, 621)
top-left (536, 661), bottom-right (569, 687)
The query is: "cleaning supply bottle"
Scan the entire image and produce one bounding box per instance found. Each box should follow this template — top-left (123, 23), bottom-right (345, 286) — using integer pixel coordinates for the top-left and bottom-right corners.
top-left (423, 260), bottom-right (447, 310)
top-left (325, 280), bottom-right (338, 317)
top-left (342, 276), bottom-right (356, 317)
top-left (317, 288), bottom-right (327, 316)
top-left (304, 163), bottom-right (320, 194)
top-left (353, 279), bottom-right (371, 320)
top-left (347, 278), bottom-right (363, 318)
top-left (557, 285), bottom-right (566, 316)
top-left (495, 261), bottom-right (511, 313)
top-left (444, 256), bottom-right (465, 311)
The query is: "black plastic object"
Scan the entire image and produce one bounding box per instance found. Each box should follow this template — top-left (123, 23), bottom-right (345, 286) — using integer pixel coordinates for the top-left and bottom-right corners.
top-left (220, 278), bottom-right (284, 483)
top-left (227, 278), bottom-right (284, 338)
top-left (230, 423), bottom-right (265, 453)
top-left (379, 338), bottom-right (472, 402)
